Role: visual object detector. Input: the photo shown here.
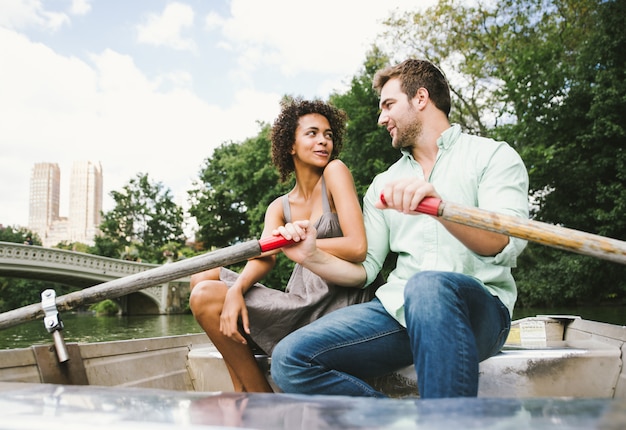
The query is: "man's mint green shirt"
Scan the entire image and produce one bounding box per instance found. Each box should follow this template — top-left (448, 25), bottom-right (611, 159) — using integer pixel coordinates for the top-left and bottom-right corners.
top-left (362, 124), bottom-right (529, 327)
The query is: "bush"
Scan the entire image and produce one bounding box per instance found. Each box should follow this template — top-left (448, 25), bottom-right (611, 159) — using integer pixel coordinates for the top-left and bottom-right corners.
top-left (89, 299), bottom-right (120, 316)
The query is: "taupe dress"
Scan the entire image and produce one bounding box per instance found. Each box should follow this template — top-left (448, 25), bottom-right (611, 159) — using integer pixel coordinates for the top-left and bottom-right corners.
top-left (217, 178), bottom-right (375, 355)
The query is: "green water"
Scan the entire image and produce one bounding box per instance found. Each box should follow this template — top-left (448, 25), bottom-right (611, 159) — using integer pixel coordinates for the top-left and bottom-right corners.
top-left (0, 306), bottom-right (623, 350)
top-left (0, 313), bottom-right (203, 350)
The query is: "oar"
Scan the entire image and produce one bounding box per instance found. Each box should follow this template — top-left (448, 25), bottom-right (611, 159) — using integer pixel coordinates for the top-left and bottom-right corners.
top-left (381, 195), bottom-right (626, 265)
top-left (0, 236), bottom-right (292, 330)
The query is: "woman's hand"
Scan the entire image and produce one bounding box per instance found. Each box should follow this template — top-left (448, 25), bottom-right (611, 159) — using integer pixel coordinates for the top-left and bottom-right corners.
top-left (220, 287), bottom-right (249, 344)
top-left (273, 220), bottom-right (317, 265)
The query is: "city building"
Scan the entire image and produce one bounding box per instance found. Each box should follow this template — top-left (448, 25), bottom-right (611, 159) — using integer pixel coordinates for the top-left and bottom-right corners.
top-left (68, 161), bottom-right (103, 244)
top-left (28, 163), bottom-right (61, 242)
top-left (28, 161), bottom-right (103, 247)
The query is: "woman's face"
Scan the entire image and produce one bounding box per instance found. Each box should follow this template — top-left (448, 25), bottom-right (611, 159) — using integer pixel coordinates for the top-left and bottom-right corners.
top-left (290, 113), bottom-right (334, 169)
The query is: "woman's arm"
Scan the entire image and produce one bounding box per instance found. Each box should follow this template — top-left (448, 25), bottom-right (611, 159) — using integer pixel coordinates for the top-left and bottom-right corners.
top-left (230, 197), bottom-right (285, 294)
top-left (277, 221), bottom-right (368, 288)
top-left (317, 160), bottom-right (367, 262)
top-left (219, 198), bottom-right (285, 343)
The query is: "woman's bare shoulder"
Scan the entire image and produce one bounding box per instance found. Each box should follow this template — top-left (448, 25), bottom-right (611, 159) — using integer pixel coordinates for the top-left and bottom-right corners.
top-left (324, 158), bottom-right (349, 173)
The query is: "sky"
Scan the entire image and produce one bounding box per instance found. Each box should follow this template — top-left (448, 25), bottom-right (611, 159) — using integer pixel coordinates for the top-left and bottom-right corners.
top-left (0, 0), bottom-right (434, 235)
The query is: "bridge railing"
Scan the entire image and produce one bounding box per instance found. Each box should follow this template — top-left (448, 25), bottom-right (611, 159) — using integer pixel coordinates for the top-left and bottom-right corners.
top-left (0, 241), bottom-right (158, 281)
top-left (0, 241), bottom-right (192, 317)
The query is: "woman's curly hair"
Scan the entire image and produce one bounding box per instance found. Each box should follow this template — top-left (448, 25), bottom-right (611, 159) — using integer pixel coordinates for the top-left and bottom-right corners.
top-left (271, 98), bottom-right (348, 182)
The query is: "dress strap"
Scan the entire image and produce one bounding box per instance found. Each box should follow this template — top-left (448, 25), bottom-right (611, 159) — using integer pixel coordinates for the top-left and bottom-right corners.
top-left (282, 194), bottom-right (292, 223)
top-left (321, 176), bottom-right (331, 213)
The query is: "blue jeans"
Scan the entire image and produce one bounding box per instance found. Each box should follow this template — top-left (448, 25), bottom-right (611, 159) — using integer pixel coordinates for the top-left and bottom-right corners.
top-left (270, 271), bottom-right (511, 398)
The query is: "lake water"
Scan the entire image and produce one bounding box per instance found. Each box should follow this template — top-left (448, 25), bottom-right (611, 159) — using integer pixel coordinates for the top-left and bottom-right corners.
top-left (0, 313), bottom-right (204, 350)
top-left (1, 306), bottom-right (623, 350)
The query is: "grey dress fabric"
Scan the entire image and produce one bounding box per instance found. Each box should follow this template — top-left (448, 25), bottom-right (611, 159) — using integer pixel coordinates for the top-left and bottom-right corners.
top-left (217, 178), bottom-right (375, 355)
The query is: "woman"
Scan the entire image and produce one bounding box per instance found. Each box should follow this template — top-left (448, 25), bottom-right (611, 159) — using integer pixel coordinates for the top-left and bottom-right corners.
top-left (189, 98), bottom-right (372, 392)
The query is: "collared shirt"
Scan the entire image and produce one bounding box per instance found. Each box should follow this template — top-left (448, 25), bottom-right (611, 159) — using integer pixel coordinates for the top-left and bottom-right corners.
top-left (362, 124), bottom-right (529, 326)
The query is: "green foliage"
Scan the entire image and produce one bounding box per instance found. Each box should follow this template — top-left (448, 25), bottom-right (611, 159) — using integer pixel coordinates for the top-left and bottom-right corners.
top-left (330, 47), bottom-right (401, 201)
top-left (55, 241), bottom-right (90, 253)
top-left (188, 125), bottom-right (292, 247)
top-left (498, 0), bottom-right (626, 305)
top-left (515, 244), bottom-right (626, 307)
top-left (0, 225), bottom-right (40, 245)
top-left (0, 278), bottom-right (77, 313)
top-left (96, 172), bottom-right (186, 263)
top-left (89, 299), bottom-right (120, 316)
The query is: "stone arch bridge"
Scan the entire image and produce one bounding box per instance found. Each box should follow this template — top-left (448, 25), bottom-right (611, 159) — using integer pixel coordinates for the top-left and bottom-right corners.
top-left (0, 242), bottom-right (191, 315)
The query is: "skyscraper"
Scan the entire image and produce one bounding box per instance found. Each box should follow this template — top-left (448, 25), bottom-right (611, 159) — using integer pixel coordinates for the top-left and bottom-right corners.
top-left (28, 163), bottom-right (61, 242)
top-left (28, 161), bottom-right (103, 246)
top-left (69, 161), bottom-right (103, 244)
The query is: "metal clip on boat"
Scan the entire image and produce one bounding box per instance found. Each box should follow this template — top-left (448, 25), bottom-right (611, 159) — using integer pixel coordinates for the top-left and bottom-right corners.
top-left (41, 289), bottom-right (70, 363)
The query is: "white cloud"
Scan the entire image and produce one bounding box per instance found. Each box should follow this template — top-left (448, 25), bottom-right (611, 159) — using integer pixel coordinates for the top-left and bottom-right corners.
top-left (0, 0), bottom-right (440, 231)
top-left (0, 26), bottom-right (281, 226)
top-left (0, 0), bottom-right (69, 31)
top-left (204, 11), bottom-right (224, 30)
top-left (70, 0), bottom-right (91, 16)
top-left (206, 0), bottom-right (423, 97)
top-left (136, 2), bottom-right (196, 51)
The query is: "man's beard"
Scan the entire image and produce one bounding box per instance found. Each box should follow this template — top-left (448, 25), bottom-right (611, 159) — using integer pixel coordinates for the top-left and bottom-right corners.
top-left (392, 118), bottom-right (422, 150)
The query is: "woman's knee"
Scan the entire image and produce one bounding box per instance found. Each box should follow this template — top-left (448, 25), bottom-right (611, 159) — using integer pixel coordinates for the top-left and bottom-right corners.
top-left (190, 267), bottom-right (222, 291)
top-left (188, 280), bottom-right (226, 315)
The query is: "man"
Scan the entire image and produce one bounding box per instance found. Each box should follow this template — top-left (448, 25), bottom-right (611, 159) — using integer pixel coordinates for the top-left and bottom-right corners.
top-left (269, 59), bottom-right (529, 399)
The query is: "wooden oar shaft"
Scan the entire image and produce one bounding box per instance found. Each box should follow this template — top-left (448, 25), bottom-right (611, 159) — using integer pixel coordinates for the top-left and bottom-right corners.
top-left (440, 201), bottom-right (626, 265)
top-left (0, 240), bottom-right (264, 331)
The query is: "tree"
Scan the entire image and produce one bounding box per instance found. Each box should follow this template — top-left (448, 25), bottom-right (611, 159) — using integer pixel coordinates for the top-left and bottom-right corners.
top-left (189, 126), bottom-right (290, 249)
top-left (95, 173), bottom-right (185, 263)
top-left (513, 0), bottom-right (626, 305)
top-left (330, 47), bottom-right (401, 201)
top-left (55, 241), bottom-right (90, 253)
top-left (0, 225), bottom-right (40, 245)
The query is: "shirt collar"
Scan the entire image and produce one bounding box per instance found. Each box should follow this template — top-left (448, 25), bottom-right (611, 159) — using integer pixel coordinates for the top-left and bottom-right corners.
top-left (398, 124), bottom-right (461, 159)
top-left (437, 124), bottom-right (461, 150)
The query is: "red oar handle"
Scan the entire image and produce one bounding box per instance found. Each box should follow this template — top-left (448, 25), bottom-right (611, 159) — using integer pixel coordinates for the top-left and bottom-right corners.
top-left (379, 193), bottom-right (442, 216)
top-left (258, 235), bottom-right (293, 252)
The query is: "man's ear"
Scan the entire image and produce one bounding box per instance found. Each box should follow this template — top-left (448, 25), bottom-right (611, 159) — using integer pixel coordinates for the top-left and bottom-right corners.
top-left (414, 87), bottom-right (429, 109)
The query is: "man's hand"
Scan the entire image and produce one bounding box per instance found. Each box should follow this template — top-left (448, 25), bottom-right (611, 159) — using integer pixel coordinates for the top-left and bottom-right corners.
top-left (376, 177), bottom-right (441, 214)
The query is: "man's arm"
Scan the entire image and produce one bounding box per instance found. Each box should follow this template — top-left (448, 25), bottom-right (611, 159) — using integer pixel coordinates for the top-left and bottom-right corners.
top-left (275, 221), bottom-right (368, 288)
top-left (377, 178), bottom-right (509, 257)
top-left (436, 219), bottom-right (509, 256)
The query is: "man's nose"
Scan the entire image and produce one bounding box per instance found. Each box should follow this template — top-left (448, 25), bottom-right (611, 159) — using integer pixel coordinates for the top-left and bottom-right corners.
top-left (378, 112), bottom-right (387, 126)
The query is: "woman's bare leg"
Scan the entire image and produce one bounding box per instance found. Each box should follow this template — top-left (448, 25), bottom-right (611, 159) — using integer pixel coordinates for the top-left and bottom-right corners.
top-left (189, 278), bottom-right (273, 392)
top-left (190, 267), bottom-right (221, 291)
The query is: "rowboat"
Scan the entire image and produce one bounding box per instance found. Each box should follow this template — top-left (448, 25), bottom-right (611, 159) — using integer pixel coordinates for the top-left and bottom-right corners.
top-left (0, 313), bottom-right (624, 429)
top-left (1, 199), bottom-right (625, 428)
